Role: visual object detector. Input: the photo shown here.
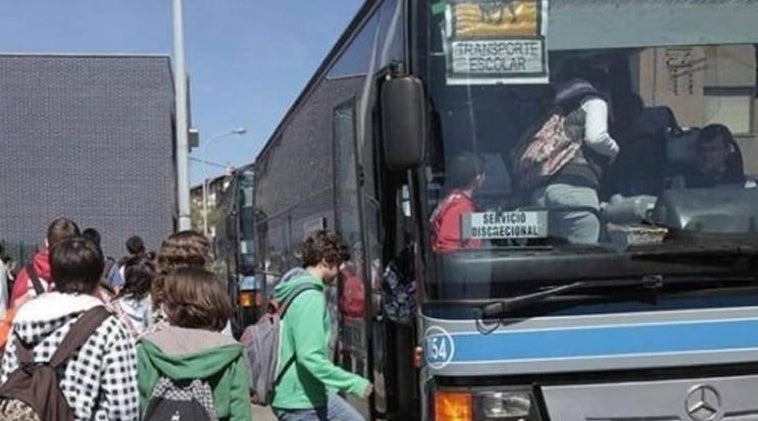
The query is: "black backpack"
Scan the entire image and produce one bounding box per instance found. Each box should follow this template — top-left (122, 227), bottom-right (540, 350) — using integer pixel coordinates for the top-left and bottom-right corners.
top-left (0, 306), bottom-right (111, 421)
top-left (143, 377), bottom-right (217, 421)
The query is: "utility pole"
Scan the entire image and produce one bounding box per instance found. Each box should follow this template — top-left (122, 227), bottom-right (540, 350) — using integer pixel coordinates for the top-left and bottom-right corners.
top-left (173, 0), bottom-right (191, 231)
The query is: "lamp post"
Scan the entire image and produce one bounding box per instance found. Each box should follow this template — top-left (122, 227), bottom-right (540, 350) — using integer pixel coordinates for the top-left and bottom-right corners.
top-left (194, 128), bottom-right (246, 236)
top-left (173, 0), bottom-right (191, 231)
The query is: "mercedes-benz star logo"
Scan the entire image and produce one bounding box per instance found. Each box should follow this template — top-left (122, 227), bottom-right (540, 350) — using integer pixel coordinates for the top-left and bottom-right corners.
top-left (685, 384), bottom-right (722, 421)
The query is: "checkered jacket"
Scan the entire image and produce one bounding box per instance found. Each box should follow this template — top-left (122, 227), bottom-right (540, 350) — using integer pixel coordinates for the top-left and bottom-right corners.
top-left (0, 293), bottom-right (139, 420)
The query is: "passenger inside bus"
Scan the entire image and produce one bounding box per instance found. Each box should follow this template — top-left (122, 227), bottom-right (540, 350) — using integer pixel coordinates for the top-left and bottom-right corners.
top-left (528, 76), bottom-right (619, 245)
top-left (430, 151), bottom-right (485, 252)
top-left (669, 124), bottom-right (746, 189)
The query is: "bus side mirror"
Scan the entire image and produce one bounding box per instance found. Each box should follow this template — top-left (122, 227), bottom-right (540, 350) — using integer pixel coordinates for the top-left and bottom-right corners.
top-left (380, 75), bottom-right (426, 171)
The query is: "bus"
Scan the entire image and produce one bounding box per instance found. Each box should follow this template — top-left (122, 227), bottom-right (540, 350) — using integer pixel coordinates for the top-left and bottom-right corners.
top-left (210, 165), bottom-right (265, 335)
top-left (249, 0), bottom-right (758, 419)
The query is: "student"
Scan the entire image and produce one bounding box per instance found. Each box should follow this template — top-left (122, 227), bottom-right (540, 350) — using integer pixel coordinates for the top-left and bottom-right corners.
top-left (110, 255), bottom-right (155, 338)
top-left (0, 237), bottom-right (139, 420)
top-left (82, 227), bottom-right (119, 300)
top-left (111, 235), bottom-right (147, 291)
top-left (137, 267), bottom-right (251, 421)
top-left (430, 152), bottom-right (486, 253)
top-left (272, 230), bottom-right (372, 421)
top-left (10, 217), bottom-right (80, 308)
top-left (151, 230), bottom-right (212, 325)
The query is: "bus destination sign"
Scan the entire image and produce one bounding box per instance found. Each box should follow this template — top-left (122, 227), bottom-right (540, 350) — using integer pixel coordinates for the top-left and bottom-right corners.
top-left (462, 210), bottom-right (548, 239)
top-left (441, 0), bottom-right (550, 85)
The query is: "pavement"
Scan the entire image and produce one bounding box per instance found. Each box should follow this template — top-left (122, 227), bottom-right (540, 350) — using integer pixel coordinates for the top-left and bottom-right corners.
top-left (251, 404), bottom-right (277, 421)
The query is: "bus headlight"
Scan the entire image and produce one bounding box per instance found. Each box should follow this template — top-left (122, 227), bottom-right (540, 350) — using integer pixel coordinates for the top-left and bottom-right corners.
top-left (476, 391), bottom-right (535, 420)
top-left (433, 389), bottom-right (539, 421)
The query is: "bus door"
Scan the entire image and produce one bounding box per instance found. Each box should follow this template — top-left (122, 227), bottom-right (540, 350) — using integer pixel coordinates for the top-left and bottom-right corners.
top-left (333, 98), bottom-right (373, 413)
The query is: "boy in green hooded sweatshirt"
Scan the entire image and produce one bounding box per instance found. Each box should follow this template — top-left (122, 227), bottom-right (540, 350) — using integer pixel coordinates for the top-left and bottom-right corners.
top-left (272, 230), bottom-right (372, 421)
top-left (137, 267), bottom-right (252, 420)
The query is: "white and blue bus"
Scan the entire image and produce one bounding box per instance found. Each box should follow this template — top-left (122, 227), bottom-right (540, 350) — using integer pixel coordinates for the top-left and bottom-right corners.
top-left (248, 1), bottom-right (758, 419)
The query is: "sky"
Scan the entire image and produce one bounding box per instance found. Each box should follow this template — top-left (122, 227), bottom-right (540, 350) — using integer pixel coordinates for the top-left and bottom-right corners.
top-left (0, 0), bottom-right (364, 185)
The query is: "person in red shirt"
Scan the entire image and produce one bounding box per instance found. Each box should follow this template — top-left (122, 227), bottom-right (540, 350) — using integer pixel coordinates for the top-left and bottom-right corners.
top-left (431, 152), bottom-right (486, 252)
top-left (10, 217), bottom-right (80, 308)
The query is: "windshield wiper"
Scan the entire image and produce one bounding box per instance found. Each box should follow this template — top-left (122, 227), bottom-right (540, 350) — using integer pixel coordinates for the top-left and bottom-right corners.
top-left (478, 281), bottom-right (587, 320)
top-left (477, 276), bottom-right (671, 320)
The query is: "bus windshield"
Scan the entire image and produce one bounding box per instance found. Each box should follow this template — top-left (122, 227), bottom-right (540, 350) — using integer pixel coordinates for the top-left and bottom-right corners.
top-left (421, 1), bottom-right (758, 299)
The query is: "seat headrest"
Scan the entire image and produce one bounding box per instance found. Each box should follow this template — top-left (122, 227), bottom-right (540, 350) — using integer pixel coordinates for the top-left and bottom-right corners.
top-left (666, 128), bottom-right (701, 165)
top-left (633, 106), bottom-right (677, 137)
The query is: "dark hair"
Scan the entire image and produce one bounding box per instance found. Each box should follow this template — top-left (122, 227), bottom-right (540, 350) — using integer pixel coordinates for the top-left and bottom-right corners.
top-left (117, 255), bottom-right (155, 301)
top-left (446, 151), bottom-right (484, 189)
top-left (699, 124), bottom-right (734, 147)
top-left (301, 230), bottom-right (350, 268)
top-left (125, 236), bottom-right (145, 255)
top-left (152, 231), bottom-right (212, 310)
top-left (50, 237), bottom-right (104, 294)
top-left (82, 228), bottom-right (101, 247)
top-left (47, 217), bottom-right (80, 247)
top-left (163, 267), bottom-right (231, 331)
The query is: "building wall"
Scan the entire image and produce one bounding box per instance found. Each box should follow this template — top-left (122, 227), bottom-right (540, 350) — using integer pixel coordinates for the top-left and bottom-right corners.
top-left (0, 55), bottom-right (176, 257)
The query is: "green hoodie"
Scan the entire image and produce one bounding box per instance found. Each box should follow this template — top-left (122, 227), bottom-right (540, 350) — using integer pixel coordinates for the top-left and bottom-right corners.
top-left (137, 325), bottom-right (252, 421)
top-left (272, 271), bottom-right (369, 410)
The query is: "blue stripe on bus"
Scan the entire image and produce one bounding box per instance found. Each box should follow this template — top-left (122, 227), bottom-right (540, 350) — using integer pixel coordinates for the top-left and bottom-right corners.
top-left (442, 319), bottom-right (758, 363)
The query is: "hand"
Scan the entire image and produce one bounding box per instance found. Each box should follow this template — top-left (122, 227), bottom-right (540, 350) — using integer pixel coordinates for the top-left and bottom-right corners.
top-left (363, 383), bottom-right (374, 398)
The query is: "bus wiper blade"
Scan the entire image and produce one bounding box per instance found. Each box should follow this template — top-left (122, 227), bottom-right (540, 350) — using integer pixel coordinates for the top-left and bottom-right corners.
top-left (478, 281), bottom-right (586, 320)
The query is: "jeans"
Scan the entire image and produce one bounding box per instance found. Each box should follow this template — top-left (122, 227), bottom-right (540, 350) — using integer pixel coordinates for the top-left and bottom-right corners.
top-left (532, 183), bottom-right (601, 244)
top-left (274, 393), bottom-right (365, 421)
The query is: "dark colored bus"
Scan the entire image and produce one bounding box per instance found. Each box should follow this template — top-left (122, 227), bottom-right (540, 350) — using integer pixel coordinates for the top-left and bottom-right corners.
top-left (211, 165), bottom-right (265, 334)
top-left (249, 1), bottom-right (758, 419)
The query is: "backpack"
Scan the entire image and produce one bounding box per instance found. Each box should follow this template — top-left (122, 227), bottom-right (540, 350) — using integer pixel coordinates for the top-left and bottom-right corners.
top-left (241, 283), bottom-right (318, 405)
top-left (513, 111), bottom-right (581, 191)
top-left (382, 261), bottom-right (416, 325)
top-left (0, 306), bottom-right (111, 421)
top-left (143, 377), bottom-right (217, 421)
top-left (339, 269), bottom-right (364, 318)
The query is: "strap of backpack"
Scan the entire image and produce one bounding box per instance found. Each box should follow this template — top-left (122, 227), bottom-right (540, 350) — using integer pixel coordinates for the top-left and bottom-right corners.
top-left (279, 284), bottom-right (318, 318)
top-left (26, 263), bottom-right (45, 296)
top-left (273, 284), bottom-right (320, 386)
top-left (49, 306), bottom-right (111, 368)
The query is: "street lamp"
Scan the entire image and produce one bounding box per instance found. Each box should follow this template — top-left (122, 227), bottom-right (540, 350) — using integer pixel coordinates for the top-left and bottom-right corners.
top-left (173, 0), bottom-right (191, 231)
top-left (194, 128), bottom-right (246, 236)
top-left (204, 127), bottom-right (247, 144)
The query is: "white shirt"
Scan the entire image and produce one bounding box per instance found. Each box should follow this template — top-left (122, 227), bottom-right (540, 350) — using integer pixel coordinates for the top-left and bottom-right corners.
top-left (582, 98), bottom-right (620, 160)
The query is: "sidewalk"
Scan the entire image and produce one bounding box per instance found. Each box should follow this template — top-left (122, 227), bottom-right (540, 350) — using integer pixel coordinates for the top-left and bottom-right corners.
top-left (251, 404), bottom-right (277, 421)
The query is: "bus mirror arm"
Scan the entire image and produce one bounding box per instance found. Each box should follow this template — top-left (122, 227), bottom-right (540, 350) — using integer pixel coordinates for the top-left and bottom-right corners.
top-left (380, 74), bottom-right (426, 171)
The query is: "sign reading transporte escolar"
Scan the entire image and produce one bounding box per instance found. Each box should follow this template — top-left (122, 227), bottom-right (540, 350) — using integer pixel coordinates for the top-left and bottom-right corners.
top-left (437, 0), bottom-right (550, 85)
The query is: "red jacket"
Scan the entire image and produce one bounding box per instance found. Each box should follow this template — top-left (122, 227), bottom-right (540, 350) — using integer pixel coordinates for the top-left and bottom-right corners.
top-left (11, 248), bottom-right (52, 305)
top-left (431, 190), bottom-right (482, 253)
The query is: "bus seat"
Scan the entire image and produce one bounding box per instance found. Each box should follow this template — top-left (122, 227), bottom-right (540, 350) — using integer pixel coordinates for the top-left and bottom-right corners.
top-left (632, 106), bottom-right (678, 137)
top-left (610, 106), bottom-right (676, 196)
top-left (665, 128), bottom-right (701, 166)
top-left (476, 153), bottom-right (514, 210)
